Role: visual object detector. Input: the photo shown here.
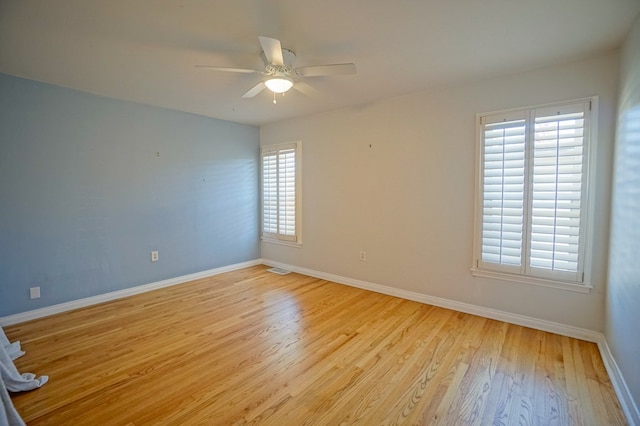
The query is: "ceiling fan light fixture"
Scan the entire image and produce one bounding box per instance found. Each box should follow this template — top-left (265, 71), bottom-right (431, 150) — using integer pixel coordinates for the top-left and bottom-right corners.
top-left (265, 77), bottom-right (294, 93)
top-left (197, 37), bottom-right (357, 101)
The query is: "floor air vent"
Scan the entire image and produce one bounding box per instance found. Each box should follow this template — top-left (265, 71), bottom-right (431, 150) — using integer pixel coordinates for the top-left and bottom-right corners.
top-left (268, 267), bottom-right (291, 275)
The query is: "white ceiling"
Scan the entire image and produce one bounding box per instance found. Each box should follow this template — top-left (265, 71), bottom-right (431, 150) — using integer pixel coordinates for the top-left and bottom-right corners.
top-left (1, 0), bottom-right (638, 126)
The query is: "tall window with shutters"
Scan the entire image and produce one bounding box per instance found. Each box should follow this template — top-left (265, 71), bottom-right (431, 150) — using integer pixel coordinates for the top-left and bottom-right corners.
top-left (473, 98), bottom-right (595, 288)
top-left (261, 142), bottom-right (301, 245)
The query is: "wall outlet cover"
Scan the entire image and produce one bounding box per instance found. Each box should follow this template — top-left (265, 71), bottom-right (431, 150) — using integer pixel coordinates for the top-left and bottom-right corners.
top-left (30, 286), bottom-right (41, 299)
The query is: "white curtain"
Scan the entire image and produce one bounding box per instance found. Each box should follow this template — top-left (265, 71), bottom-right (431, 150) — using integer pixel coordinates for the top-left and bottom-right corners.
top-left (0, 327), bottom-right (48, 426)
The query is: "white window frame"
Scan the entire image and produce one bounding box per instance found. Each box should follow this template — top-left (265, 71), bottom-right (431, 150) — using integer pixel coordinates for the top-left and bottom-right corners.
top-left (472, 97), bottom-right (597, 293)
top-left (261, 141), bottom-right (302, 247)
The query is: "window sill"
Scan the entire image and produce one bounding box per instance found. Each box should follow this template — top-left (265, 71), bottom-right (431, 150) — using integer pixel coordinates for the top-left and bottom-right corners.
top-left (470, 268), bottom-right (592, 293)
top-left (261, 237), bottom-right (302, 248)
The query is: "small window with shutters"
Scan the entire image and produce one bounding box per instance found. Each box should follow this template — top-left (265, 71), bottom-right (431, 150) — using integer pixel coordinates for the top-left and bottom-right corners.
top-left (261, 141), bottom-right (301, 245)
top-left (473, 98), bottom-right (595, 289)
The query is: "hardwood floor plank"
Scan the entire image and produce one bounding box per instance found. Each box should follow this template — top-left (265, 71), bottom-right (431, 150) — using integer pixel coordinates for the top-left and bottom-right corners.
top-left (400, 314), bottom-right (487, 424)
top-left (5, 266), bottom-right (626, 425)
top-left (448, 319), bottom-right (508, 424)
top-left (319, 309), bottom-right (462, 424)
top-left (481, 323), bottom-right (520, 425)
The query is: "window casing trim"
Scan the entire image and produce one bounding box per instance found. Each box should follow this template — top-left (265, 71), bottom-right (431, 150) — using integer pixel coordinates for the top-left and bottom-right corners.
top-left (472, 97), bottom-right (598, 291)
top-left (470, 267), bottom-right (592, 293)
top-left (260, 237), bottom-right (303, 248)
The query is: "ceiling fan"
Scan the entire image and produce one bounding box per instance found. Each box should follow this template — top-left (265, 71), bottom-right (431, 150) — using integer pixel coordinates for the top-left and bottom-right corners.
top-left (196, 36), bottom-right (357, 103)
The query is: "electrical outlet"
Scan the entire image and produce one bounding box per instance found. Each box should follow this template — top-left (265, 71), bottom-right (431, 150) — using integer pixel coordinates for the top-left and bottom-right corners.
top-left (360, 251), bottom-right (366, 261)
top-left (151, 251), bottom-right (159, 262)
top-left (30, 286), bottom-right (40, 299)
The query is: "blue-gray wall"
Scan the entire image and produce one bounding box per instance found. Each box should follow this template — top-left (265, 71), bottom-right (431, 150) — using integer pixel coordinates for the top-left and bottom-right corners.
top-left (606, 15), bottom-right (640, 421)
top-left (0, 73), bottom-right (260, 316)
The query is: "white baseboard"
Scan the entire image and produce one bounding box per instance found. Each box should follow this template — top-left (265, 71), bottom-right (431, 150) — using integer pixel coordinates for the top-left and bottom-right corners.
top-left (0, 259), bottom-right (262, 327)
top-left (597, 336), bottom-right (640, 426)
top-left (262, 259), bottom-right (601, 342)
top-left (263, 258), bottom-right (640, 425)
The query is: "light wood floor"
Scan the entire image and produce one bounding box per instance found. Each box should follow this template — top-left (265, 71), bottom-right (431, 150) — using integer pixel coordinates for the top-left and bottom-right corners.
top-left (6, 265), bottom-right (625, 425)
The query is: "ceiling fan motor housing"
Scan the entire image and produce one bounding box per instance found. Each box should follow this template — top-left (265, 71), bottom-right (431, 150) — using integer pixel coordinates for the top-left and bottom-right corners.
top-left (263, 48), bottom-right (296, 76)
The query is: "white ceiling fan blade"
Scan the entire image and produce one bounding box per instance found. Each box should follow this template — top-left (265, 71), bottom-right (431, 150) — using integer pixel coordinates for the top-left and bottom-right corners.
top-left (294, 63), bottom-right (357, 77)
top-left (195, 65), bottom-right (262, 74)
top-left (292, 81), bottom-right (321, 97)
top-left (258, 36), bottom-right (284, 66)
top-left (242, 81), bottom-right (266, 98)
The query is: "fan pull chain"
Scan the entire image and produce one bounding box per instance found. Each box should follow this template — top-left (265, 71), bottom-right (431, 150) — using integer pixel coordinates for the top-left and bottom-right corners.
top-left (272, 92), bottom-right (286, 105)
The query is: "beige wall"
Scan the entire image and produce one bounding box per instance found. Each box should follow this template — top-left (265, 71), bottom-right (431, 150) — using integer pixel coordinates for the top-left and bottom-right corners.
top-left (261, 51), bottom-right (619, 331)
top-left (606, 14), bottom-right (640, 422)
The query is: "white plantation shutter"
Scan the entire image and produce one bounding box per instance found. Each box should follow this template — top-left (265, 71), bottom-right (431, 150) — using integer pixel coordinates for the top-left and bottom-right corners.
top-left (261, 142), bottom-right (300, 243)
top-left (528, 104), bottom-right (587, 281)
top-left (277, 148), bottom-right (296, 237)
top-left (475, 99), bottom-right (593, 286)
top-left (262, 152), bottom-right (278, 235)
top-left (480, 114), bottom-right (526, 272)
